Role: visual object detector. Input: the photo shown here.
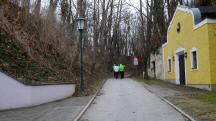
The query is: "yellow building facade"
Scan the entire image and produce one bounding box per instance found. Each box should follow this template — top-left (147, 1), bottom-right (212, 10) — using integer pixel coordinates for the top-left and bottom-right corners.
top-left (163, 6), bottom-right (216, 90)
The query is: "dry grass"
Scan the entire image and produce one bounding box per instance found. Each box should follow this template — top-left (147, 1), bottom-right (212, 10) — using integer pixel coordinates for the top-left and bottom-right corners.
top-left (0, 2), bottom-right (110, 87)
top-left (138, 79), bottom-right (216, 121)
top-left (167, 94), bottom-right (216, 121)
top-left (73, 71), bottom-right (110, 96)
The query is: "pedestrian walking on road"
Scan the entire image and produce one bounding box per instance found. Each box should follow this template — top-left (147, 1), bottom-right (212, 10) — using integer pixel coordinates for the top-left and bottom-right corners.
top-left (119, 64), bottom-right (125, 79)
top-left (113, 64), bottom-right (119, 79)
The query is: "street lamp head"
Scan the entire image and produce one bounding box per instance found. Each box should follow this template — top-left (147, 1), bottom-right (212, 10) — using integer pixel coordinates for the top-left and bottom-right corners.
top-left (77, 17), bottom-right (85, 30)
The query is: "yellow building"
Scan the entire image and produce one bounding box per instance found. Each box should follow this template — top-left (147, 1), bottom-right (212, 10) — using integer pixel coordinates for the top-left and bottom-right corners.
top-left (163, 6), bottom-right (216, 91)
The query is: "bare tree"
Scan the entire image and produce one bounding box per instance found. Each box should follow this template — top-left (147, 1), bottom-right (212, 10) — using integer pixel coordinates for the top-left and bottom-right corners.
top-left (33, 0), bottom-right (41, 18)
top-left (48, 0), bottom-right (59, 22)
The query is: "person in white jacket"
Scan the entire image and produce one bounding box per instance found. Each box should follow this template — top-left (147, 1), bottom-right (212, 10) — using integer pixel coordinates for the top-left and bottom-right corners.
top-left (113, 64), bottom-right (120, 79)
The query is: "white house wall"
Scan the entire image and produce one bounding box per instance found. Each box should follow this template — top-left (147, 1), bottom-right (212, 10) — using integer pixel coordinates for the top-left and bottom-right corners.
top-left (0, 72), bottom-right (75, 110)
top-left (148, 48), bottom-right (164, 80)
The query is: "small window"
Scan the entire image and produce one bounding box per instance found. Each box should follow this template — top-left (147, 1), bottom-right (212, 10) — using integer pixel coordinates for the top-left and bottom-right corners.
top-left (177, 23), bottom-right (181, 33)
top-left (168, 58), bottom-right (172, 72)
top-left (191, 50), bottom-right (198, 70)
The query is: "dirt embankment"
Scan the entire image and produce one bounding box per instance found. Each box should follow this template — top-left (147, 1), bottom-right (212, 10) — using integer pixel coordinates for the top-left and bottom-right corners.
top-left (0, 2), bottom-right (111, 92)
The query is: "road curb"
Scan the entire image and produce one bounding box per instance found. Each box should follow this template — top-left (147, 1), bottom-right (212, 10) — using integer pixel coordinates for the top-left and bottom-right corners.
top-left (159, 97), bottom-right (196, 121)
top-left (144, 86), bottom-right (196, 121)
top-left (73, 79), bottom-right (107, 121)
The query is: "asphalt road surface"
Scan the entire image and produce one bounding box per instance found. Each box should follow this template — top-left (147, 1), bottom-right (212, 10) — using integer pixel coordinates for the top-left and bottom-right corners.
top-left (80, 78), bottom-right (186, 121)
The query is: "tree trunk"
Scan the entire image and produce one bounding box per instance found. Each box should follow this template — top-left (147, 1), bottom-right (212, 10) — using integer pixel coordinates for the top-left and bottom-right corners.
top-left (48, 0), bottom-right (59, 22)
top-left (0, 1), bottom-right (4, 18)
top-left (34, 0), bottom-right (41, 18)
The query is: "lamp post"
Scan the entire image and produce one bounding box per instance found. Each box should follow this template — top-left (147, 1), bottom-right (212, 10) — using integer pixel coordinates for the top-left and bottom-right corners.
top-left (77, 17), bottom-right (85, 91)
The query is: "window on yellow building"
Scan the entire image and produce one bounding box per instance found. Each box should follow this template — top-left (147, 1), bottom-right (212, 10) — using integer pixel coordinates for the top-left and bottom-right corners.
top-left (177, 23), bottom-right (181, 33)
top-left (168, 58), bottom-right (172, 72)
top-left (191, 48), bottom-right (198, 70)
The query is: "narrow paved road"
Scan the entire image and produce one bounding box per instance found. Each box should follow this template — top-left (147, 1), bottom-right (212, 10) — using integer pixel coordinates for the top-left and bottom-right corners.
top-left (80, 78), bottom-right (186, 121)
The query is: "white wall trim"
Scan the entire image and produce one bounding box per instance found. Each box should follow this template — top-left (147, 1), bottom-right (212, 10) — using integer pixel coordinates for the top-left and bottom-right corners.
top-left (175, 48), bottom-right (185, 84)
top-left (175, 48), bottom-right (186, 54)
top-left (0, 72), bottom-right (75, 110)
top-left (163, 6), bottom-right (216, 54)
top-left (168, 6), bottom-right (216, 32)
top-left (175, 48), bottom-right (188, 85)
top-left (175, 54), bottom-right (179, 85)
top-left (162, 47), bottom-right (166, 80)
top-left (194, 18), bottom-right (216, 30)
top-left (163, 6), bottom-right (216, 85)
top-left (168, 6), bottom-right (193, 31)
top-left (190, 47), bottom-right (199, 71)
top-left (167, 57), bottom-right (172, 73)
top-left (162, 35), bottom-right (168, 80)
top-left (162, 32), bottom-right (169, 48)
top-left (162, 42), bottom-right (168, 48)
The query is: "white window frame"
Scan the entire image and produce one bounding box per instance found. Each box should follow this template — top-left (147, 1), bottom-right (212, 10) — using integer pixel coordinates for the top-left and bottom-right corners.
top-left (168, 57), bottom-right (172, 73)
top-left (191, 48), bottom-right (199, 71)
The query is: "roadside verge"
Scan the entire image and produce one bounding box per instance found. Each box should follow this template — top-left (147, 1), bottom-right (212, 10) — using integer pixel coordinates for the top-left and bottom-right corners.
top-left (138, 79), bottom-right (197, 121)
top-left (159, 97), bottom-right (196, 121)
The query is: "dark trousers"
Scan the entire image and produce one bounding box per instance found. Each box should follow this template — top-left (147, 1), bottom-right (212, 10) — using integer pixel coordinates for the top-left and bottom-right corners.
top-left (114, 72), bottom-right (119, 79)
top-left (120, 71), bottom-right (124, 79)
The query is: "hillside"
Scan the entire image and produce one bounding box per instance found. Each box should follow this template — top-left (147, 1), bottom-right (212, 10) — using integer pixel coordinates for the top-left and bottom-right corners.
top-left (0, 13), bottom-right (76, 85)
top-left (0, 2), bottom-right (110, 89)
top-left (0, 28), bottom-right (59, 85)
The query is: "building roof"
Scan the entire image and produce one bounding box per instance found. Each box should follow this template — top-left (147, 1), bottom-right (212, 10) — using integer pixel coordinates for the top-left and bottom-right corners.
top-left (164, 5), bottom-right (216, 48)
top-left (167, 5), bottom-right (216, 32)
top-left (179, 6), bottom-right (216, 25)
top-left (198, 6), bottom-right (216, 20)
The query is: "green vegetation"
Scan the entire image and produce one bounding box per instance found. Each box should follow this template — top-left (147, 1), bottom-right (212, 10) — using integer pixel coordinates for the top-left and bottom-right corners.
top-left (199, 93), bottom-right (216, 104)
top-left (0, 29), bottom-right (60, 85)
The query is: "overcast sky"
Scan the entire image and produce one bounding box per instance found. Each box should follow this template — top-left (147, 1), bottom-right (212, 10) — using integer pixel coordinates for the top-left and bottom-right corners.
top-left (127, 0), bottom-right (141, 7)
top-left (34, 0), bottom-right (150, 16)
top-left (38, 0), bottom-right (142, 10)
